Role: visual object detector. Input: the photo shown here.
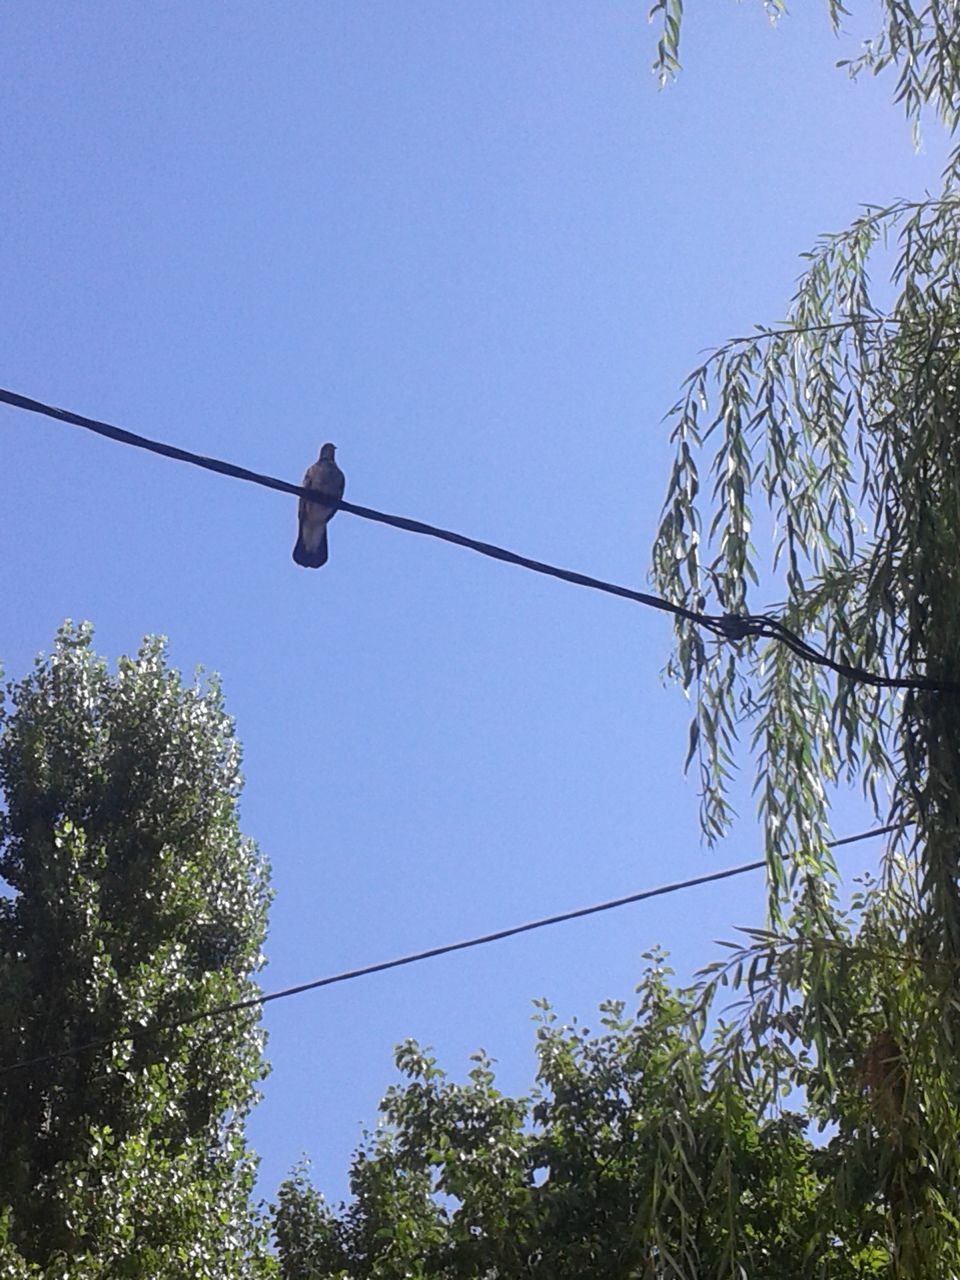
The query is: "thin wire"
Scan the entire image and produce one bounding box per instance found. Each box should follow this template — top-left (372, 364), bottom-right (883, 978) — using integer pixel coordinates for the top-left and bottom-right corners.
top-left (2, 387), bottom-right (958, 694)
top-left (0, 822), bottom-right (902, 1077)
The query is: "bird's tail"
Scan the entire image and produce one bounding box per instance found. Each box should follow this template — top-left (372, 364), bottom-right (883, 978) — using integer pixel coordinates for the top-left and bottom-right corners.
top-left (292, 529), bottom-right (329, 568)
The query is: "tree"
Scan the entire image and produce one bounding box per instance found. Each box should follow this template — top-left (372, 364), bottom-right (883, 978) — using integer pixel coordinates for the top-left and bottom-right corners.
top-left (271, 955), bottom-right (895, 1279)
top-left (275, 7), bottom-right (960, 1277)
top-left (0, 623), bottom-right (274, 1277)
top-left (655, 3), bottom-right (960, 1274)
top-left (271, 962), bottom-right (834, 1280)
top-left (647, 8), bottom-right (960, 1269)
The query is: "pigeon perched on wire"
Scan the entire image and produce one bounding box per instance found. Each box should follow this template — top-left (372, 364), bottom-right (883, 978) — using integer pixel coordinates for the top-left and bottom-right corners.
top-left (293, 443), bottom-right (345, 568)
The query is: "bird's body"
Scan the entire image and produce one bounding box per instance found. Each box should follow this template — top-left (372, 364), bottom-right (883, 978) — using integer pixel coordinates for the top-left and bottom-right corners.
top-left (293, 443), bottom-right (345, 568)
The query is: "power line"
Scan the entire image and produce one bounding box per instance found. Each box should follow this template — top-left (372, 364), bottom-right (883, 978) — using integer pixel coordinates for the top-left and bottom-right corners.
top-left (2, 386), bottom-right (957, 694)
top-left (0, 822), bottom-right (902, 1077)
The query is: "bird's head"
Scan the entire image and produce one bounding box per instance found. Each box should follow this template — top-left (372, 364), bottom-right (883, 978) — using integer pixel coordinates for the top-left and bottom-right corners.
top-left (319, 442), bottom-right (337, 461)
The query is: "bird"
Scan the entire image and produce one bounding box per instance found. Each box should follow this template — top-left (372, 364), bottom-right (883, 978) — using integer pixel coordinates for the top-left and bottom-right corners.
top-left (293, 443), bottom-right (345, 568)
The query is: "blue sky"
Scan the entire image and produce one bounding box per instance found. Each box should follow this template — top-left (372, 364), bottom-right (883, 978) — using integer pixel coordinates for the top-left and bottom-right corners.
top-left (0, 3), bottom-right (948, 1207)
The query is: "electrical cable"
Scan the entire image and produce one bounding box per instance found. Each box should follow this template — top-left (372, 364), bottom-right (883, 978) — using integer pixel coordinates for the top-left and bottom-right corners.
top-left (3, 387), bottom-right (958, 693)
top-left (0, 821), bottom-right (902, 1077)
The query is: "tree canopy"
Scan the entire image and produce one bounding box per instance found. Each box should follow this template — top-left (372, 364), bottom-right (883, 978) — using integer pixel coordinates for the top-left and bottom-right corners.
top-left (0, 623), bottom-right (274, 1278)
top-left (273, 959), bottom-right (893, 1279)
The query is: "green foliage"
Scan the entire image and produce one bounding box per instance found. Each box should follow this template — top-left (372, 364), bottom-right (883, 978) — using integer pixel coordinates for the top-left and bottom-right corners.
top-left (647, 7), bottom-right (960, 943)
top-left (0, 623), bottom-right (275, 1277)
top-left (644, 7), bottom-right (960, 1277)
top-left (651, 190), bottom-right (960, 934)
top-left (273, 955), bottom-right (904, 1279)
top-left (649, 1), bottom-right (784, 88)
top-left (835, 0), bottom-right (960, 141)
top-left (646, 0), bottom-right (960, 921)
top-left (649, 2), bottom-right (960, 146)
top-left (696, 878), bottom-right (960, 1278)
top-left (275, 919), bottom-right (960, 1277)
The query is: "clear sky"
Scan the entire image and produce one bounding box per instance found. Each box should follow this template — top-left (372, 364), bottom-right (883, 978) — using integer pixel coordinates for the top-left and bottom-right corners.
top-left (0, 3), bottom-right (948, 1208)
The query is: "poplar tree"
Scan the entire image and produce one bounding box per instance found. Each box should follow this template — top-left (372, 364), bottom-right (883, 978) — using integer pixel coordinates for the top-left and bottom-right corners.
top-left (0, 623), bottom-right (273, 1278)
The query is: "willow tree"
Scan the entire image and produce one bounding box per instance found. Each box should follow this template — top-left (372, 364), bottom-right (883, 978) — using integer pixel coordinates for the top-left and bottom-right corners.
top-left (645, 2), bottom-right (960, 1276)
top-left (0, 624), bottom-right (273, 1277)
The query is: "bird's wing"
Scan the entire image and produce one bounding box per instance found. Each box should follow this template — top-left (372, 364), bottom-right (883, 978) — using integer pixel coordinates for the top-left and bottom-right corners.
top-left (324, 461), bottom-right (346, 502)
top-left (299, 462), bottom-right (322, 526)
